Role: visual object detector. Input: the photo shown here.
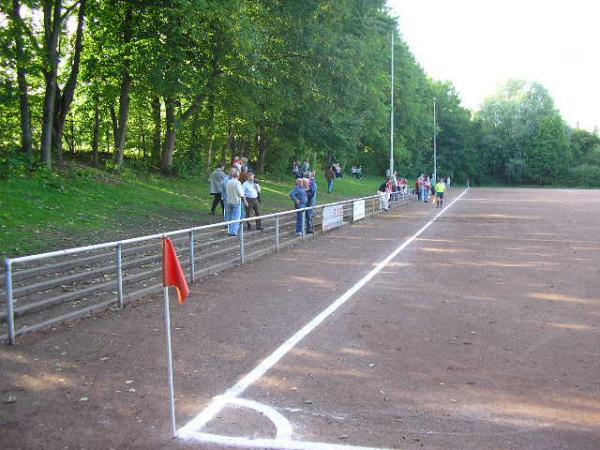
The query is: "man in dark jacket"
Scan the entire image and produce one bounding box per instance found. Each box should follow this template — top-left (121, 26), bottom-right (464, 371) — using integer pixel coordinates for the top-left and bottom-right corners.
top-left (208, 162), bottom-right (226, 215)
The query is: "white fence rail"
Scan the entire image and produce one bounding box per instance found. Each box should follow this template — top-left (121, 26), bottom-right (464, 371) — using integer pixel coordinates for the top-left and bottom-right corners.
top-left (2, 192), bottom-right (416, 344)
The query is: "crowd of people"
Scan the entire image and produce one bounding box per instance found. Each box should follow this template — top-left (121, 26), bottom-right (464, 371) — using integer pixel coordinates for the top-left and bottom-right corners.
top-left (211, 155), bottom-right (452, 237)
top-left (350, 165), bottom-right (363, 179)
top-left (377, 173), bottom-right (450, 210)
top-left (210, 157), bottom-right (319, 237)
top-left (208, 157), bottom-right (263, 236)
top-left (290, 172), bottom-right (318, 236)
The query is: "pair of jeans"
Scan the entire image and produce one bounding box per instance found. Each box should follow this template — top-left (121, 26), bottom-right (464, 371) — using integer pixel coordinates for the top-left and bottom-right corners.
top-left (327, 179), bottom-right (334, 193)
top-left (224, 203), bottom-right (242, 235)
top-left (305, 207), bottom-right (314, 232)
top-left (296, 203), bottom-right (306, 233)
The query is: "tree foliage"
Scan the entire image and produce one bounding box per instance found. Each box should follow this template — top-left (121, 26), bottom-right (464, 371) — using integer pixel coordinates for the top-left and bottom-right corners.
top-left (1, 1), bottom-right (598, 187)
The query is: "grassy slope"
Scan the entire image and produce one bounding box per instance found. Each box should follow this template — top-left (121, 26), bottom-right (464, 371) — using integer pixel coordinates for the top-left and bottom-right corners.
top-left (0, 167), bottom-right (382, 258)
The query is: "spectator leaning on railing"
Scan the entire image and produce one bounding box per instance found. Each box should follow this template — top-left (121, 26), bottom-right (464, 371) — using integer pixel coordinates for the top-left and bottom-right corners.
top-left (290, 178), bottom-right (308, 236)
top-left (224, 169), bottom-right (248, 236)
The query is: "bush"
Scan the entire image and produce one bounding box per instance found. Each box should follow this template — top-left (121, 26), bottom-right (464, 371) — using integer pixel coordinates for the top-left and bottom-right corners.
top-left (0, 146), bottom-right (30, 180)
top-left (570, 164), bottom-right (600, 187)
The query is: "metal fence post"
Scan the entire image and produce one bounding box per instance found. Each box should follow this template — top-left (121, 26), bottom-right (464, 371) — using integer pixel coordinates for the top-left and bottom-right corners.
top-left (301, 211), bottom-right (306, 240)
top-left (275, 215), bottom-right (280, 252)
top-left (189, 230), bottom-right (195, 284)
top-left (116, 243), bottom-right (124, 308)
top-left (5, 259), bottom-right (16, 345)
top-left (239, 221), bottom-right (245, 265)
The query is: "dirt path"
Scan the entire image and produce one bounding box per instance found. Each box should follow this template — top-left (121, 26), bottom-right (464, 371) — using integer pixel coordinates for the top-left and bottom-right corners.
top-left (1, 188), bottom-right (599, 450)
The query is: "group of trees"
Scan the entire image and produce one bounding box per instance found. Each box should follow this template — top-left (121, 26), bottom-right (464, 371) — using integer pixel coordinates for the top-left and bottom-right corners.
top-left (1, 0), bottom-right (599, 186)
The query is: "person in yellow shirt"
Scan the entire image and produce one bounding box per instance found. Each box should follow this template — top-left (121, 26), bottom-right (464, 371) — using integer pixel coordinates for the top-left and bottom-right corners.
top-left (434, 179), bottom-right (446, 208)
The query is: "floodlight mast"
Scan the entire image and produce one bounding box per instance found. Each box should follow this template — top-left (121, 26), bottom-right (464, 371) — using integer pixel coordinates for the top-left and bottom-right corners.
top-left (389, 32), bottom-right (394, 179)
top-left (433, 97), bottom-right (437, 182)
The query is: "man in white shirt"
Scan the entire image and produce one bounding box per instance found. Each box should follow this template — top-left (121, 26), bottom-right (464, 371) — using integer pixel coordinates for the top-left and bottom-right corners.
top-left (242, 172), bottom-right (262, 231)
top-left (224, 169), bottom-right (248, 236)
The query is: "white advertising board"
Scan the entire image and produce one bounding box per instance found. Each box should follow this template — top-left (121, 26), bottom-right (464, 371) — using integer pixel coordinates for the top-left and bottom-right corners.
top-left (322, 204), bottom-right (344, 231)
top-left (353, 200), bottom-right (365, 222)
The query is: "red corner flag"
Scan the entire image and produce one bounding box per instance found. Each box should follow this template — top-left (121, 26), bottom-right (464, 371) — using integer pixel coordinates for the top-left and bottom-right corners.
top-left (162, 238), bottom-right (190, 304)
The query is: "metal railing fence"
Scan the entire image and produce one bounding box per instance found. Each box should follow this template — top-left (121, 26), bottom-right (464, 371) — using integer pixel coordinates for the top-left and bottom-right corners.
top-left (2, 192), bottom-right (416, 344)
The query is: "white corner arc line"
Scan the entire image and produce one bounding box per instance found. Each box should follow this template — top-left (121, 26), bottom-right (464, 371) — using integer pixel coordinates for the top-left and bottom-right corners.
top-left (178, 189), bottom-right (469, 439)
top-left (228, 397), bottom-right (293, 440)
top-left (186, 432), bottom-right (393, 450)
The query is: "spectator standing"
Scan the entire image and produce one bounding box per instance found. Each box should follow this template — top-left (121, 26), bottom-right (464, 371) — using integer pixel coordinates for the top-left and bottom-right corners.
top-left (424, 176), bottom-right (431, 202)
top-left (243, 172), bottom-right (262, 230)
top-left (378, 178), bottom-right (394, 210)
top-left (333, 163), bottom-right (343, 178)
top-left (325, 165), bottom-right (335, 193)
top-left (208, 162), bottom-right (226, 216)
top-left (232, 156), bottom-right (242, 172)
top-left (301, 159), bottom-right (310, 173)
top-left (290, 178), bottom-right (308, 236)
top-left (327, 153), bottom-right (337, 167)
top-left (221, 168), bottom-right (236, 212)
top-left (446, 176), bottom-right (451, 188)
top-left (304, 175), bottom-right (316, 233)
top-left (357, 165), bottom-right (362, 179)
top-left (224, 169), bottom-right (248, 236)
top-left (291, 159), bottom-right (301, 178)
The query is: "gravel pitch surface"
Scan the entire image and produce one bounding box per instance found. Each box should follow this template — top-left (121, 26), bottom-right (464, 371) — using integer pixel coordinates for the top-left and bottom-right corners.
top-left (1, 188), bottom-right (599, 450)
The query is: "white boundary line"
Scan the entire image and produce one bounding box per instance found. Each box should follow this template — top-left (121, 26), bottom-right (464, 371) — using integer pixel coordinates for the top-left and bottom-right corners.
top-left (186, 432), bottom-right (392, 450)
top-left (178, 188), bottom-right (469, 442)
top-left (227, 397), bottom-right (293, 440)
top-left (190, 433), bottom-right (386, 450)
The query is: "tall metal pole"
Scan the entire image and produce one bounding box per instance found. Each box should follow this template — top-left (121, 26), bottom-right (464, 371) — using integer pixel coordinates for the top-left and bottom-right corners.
top-left (433, 98), bottom-right (437, 183)
top-left (161, 238), bottom-right (177, 437)
top-left (390, 33), bottom-right (394, 178)
top-left (163, 287), bottom-right (177, 437)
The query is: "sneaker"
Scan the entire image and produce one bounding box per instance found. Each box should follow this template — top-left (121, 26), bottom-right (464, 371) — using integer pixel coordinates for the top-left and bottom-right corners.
top-left (296, 232), bottom-right (302, 237)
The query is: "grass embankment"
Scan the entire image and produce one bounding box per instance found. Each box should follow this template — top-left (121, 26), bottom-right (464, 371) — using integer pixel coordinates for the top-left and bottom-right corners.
top-left (0, 165), bottom-right (382, 258)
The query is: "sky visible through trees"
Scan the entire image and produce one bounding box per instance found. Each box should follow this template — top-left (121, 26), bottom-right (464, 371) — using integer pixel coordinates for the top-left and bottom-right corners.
top-left (1, 0), bottom-right (599, 186)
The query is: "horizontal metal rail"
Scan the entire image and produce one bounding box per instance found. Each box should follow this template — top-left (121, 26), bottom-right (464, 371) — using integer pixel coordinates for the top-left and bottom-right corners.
top-left (2, 192), bottom-right (416, 343)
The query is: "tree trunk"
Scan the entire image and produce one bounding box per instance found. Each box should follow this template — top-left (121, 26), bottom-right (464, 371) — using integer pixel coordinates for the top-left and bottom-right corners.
top-left (40, 0), bottom-right (63, 169)
top-left (67, 115), bottom-right (76, 154)
top-left (227, 127), bottom-right (235, 162)
top-left (151, 96), bottom-right (161, 163)
top-left (205, 92), bottom-right (216, 175)
top-left (190, 109), bottom-right (199, 169)
top-left (109, 106), bottom-right (118, 149)
top-left (114, 7), bottom-right (133, 168)
top-left (52, 0), bottom-right (86, 160)
top-left (92, 105), bottom-right (100, 166)
top-left (257, 123), bottom-right (268, 174)
top-left (10, 0), bottom-right (33, 163)
top-left (161, 97), bottom-right (176, 172)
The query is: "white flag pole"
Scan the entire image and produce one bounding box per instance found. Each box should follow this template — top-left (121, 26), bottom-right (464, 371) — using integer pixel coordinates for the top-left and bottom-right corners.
top-left (164, 286), bottom-right (177, 437)
top-left (162, 238), bottom-right (177, 437)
